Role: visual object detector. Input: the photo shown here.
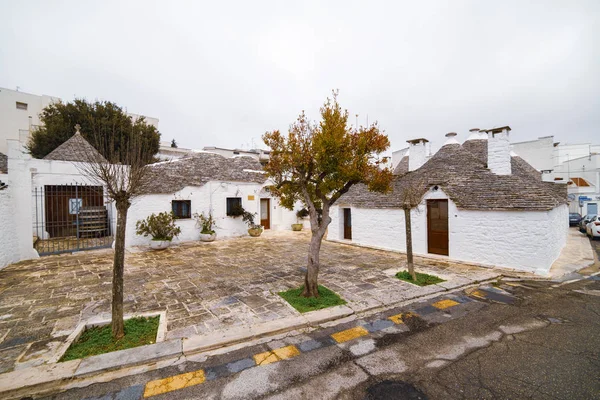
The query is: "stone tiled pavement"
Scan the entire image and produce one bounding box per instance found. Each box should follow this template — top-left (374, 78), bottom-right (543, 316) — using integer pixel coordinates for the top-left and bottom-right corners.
top-left (0, 231), bottom-right (498, 374)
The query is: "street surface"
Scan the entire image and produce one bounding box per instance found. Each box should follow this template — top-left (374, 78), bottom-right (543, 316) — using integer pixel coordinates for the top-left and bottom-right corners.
top-left (43, 267), bottom-right (600, 400)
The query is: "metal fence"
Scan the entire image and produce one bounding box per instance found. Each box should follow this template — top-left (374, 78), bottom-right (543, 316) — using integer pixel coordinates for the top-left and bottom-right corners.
top-left (32, 184), bottom-right (114, 255)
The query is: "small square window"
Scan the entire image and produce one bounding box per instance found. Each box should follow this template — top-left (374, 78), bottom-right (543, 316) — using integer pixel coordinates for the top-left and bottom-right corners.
top-left (16, 102), bottom-right (27, 110)
top-left (226, 197), bottom-right (242, 216)
top-left (172, 200), bottom-right (191, 219)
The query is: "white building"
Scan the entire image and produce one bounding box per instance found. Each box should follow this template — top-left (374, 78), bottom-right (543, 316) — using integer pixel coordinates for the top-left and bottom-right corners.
top-left (0, 131), bottom-right (301, 269)
top-left (202, 146), bottom-right (270, 164)
top-left (157, 141), bottom-right (195, 161)
top-left (0, 86), bottom-right (159, 155)
top-left (126, 152), bottom-right (298, 246)
top-left (328, 127), bottom-right (569, 275)
top-left (0, 134), bottom-right (118, 268)
top-left (512, 136), bottom-right (600, 176)
top-left (0, 87), bottom-right (60, 154)
top-left (554, 154), bottom-right (600, 216)
top-left (511, 136), bottom-right (600, 213)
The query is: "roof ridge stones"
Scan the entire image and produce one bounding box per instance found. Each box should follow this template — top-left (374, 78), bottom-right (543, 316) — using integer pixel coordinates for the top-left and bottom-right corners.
top-left (142, 152), bottom-right (267, 194)
top-left (43, 129), bottom-right (108, 164)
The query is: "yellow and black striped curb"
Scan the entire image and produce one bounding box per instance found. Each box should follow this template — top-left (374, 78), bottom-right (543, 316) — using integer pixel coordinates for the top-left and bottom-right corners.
top-left (142, 295), bottom-right (471, 397)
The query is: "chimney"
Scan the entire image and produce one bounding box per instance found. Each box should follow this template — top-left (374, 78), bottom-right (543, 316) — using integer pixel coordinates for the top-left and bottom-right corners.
top-left (443, 132), bottom-right (459, 146)
top-left (466, 128), bottom-right (483, 141)
top-left (487, 126), bottom-right (512, 175)
top-left (406, 138), bottom-right (429, 171)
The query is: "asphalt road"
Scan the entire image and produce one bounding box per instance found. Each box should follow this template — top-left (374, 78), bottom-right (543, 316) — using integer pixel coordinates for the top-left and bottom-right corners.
top-left (43, 274), bottom-right (600, 400)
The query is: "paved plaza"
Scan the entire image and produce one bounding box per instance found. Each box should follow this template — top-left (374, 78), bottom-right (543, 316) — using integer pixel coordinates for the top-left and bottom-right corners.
top-left (0, 231), bottom-right (498, 374)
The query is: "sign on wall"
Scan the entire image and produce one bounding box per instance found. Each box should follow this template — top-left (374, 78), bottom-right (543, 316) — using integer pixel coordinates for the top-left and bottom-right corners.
top-left (69, 198), bottom-right (82, 215)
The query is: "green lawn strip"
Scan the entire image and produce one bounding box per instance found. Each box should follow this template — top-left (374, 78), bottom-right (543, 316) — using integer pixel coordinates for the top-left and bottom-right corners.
top-left (60, 316), bottom-right (159, 362)
top-left (395, 270), bottom-right (445, 286)
top-left (278, 285), bottom-right (346, 313)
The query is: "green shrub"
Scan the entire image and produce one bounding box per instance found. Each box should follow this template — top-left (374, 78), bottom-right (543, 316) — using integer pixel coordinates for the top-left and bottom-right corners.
top-left (231, 205), bottom-right (260, 229)
top-left (135, 212), bottom-right (181, 241)
top-left (194, 211), bottom-right (217, 234)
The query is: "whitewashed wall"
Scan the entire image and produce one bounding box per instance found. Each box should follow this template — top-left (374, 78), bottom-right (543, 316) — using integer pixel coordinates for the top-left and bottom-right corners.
top-left (511, 136), bottom-right (554, 172)
top-left (0, 188), bottom-right (19, 269)
top-left (126, 182), bottom-right (299, 247)
top-left (449, 204), bottom-right (568, 275)
top-left (4, 139), bottom-right (117, 265)
top-left (329, 188), bottom-right (568, 275)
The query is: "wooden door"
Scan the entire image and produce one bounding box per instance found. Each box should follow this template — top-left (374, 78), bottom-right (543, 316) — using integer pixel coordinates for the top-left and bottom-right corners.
top-left (260, 198), bottom-right (270, 229)
top-left (343, 208), bottom-right (352, 240)
top-left (427, 200), bottom-right (449, 255)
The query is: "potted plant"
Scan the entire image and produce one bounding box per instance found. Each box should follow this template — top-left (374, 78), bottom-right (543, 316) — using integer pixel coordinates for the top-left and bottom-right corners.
top-left (292, 208), bottom-right (309, 231)
top-left (230, 205), bottom-right (263, 237)
top-left (194, 211), bottom-right (217, 242)
top-left (244, 211), bottom-right (263, 237)
top-left (135, 212), bottom-right (181, 250)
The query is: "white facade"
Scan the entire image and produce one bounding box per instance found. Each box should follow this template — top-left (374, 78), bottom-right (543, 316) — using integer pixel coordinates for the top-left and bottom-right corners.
top-left (129, 112), bottom-right (159, 129)
top-left (511, 136), bottom-right (554, 172)
top-left (0, 87), bottom-right (59, 154)
top-left (328, 188), bottom-right (569, 275)
top-left (157, 141), bottom-right (195, 161)
top-left (511, 136), bottom-right (600, 176)
top-left (554, 154), bottom-right (600, 215)
top-left (555, 143), bottom-right (600, 167)
top-left (126, 182), bottom-right (299, 247)
top-left (0, 87), bottom-right (159, 156)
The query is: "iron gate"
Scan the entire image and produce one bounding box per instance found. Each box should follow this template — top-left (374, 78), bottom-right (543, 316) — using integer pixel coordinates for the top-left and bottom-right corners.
top-left (32, 184), bottom-right (114, 255)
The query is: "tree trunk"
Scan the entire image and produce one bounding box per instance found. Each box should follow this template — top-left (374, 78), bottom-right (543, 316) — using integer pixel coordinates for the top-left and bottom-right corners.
top-left (302, 230), bottom-right (324, 297)
top-left (302, 204), bottom-right (331, 298)
top-left (404, 207), bottom-right (416, 281)
top-left (111, 201), bottom-right (129, 340)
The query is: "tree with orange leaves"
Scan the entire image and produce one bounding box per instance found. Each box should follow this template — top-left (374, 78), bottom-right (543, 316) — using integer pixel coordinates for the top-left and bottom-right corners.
top-left (263, 92), bottom-right (393, 298)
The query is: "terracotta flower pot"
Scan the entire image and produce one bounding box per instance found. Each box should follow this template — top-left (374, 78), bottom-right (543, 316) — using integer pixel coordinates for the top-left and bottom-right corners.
top-left (200, 233), bottom-right (217, 242)
top-left (248, 228), bottom-right (262, 237)
top-left (150, 240), bottom-right (171, 250)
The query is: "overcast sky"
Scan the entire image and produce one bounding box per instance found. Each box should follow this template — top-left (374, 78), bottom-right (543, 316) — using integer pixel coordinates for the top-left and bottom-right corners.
top-left (1, 1), bottom-right (598, 153)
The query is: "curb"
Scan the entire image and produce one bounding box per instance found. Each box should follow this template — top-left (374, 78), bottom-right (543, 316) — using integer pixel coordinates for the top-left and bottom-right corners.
top-left (0, 276), bottom-right (499, 400)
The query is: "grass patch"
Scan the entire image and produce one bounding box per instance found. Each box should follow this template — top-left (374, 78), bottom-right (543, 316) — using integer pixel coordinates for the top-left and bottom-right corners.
top-left (395, 270), bottom-right (445, 286)
top-left (60, 316), bottom-right (159, 362)
top-left (278, 285), bottom-right (346, 313)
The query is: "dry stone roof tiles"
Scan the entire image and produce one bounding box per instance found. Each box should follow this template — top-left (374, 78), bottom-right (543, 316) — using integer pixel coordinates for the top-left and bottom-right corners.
top-left (43, 132), bottom-right (108, 163)
top-left (341, 139), bottom-right (566, 211)
top-left (393, 156), bottom-right (409, 176)
top-left (0, 152), bottom-right (7, 174)
top-left (142, 152), bottom-right (267, 194)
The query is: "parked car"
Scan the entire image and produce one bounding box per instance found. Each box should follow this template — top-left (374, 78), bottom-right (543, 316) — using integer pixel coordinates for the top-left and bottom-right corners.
top-left (579, 214), bottom-right (596, 232)
top-left (569, 212), bottom-right (582, 226)
top-left (586, 216), bottom-right (600, 239)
